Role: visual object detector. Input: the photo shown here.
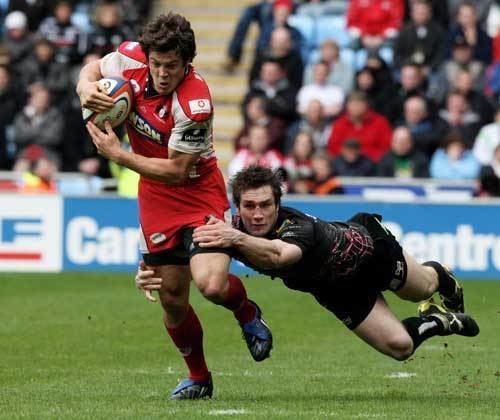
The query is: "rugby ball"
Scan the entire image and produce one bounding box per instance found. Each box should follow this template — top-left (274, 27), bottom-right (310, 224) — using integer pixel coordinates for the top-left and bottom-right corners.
top-left (82, 77), bottom-right (133, 130)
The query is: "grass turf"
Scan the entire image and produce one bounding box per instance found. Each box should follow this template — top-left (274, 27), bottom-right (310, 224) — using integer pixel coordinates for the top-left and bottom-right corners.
top-left (0, 273), bottom-right (499, 419)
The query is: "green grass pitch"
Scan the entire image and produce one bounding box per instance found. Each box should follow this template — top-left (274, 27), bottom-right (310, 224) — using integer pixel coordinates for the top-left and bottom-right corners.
top-left (1, 273), bottom-right (499, 419)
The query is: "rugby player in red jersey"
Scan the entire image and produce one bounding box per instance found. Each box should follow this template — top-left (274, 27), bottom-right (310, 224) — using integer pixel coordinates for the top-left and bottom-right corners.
top-left (76, 12), bottom-right (272, 400)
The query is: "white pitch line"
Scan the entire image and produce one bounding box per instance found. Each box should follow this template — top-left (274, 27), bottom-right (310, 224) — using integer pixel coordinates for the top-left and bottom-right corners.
top-left (209, 409), bottom-right (247, 416)
top-left (385, 372), bottom-right (417, 379)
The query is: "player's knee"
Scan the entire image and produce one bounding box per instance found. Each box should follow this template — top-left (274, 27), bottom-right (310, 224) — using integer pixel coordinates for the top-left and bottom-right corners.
top-left (159, 288), bottom-right (187, 311)
top-left (197, 279), bottom-right (226, 303)
top-left (386, 335), bottom-right (414, 361)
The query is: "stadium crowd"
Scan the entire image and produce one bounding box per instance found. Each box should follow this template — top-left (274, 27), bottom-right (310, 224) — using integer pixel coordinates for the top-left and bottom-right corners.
top-left (226, 0), bottom-right (500, 197)
top-left (0, 0), bottom-right (499, 196)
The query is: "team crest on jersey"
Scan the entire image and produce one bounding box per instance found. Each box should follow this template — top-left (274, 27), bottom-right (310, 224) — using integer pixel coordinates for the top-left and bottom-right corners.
top-left (156, 105), bottom-right (168, 119)
top-left (188, 99), bottom-right (211, 115)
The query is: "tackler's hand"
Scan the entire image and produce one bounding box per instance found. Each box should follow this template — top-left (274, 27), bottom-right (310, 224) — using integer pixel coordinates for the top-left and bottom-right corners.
top-left (135, 260), bottom-right (162, 302)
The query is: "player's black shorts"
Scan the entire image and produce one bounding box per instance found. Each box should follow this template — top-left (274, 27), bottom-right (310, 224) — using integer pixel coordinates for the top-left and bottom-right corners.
top-left (142, 227), bottom-right (232, 266)
top-left (311, 213), bottom-right (407, 330)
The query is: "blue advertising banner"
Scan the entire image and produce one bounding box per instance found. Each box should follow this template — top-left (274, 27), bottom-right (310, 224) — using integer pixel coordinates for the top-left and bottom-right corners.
top-left (61, 196), bottom-right (500, 279)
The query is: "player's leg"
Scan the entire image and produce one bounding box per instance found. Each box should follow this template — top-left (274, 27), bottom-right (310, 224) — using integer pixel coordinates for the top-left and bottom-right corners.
top-left (189, 250), bottom-right (273, 362)
top-left (156, 264), bottom-right (213, 400)
top-left (396, 251), bottom-right (464, 312)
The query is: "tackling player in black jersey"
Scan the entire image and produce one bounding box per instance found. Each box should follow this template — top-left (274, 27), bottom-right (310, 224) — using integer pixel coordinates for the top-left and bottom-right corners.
top-left (140, 166), bottom-right (479, 361)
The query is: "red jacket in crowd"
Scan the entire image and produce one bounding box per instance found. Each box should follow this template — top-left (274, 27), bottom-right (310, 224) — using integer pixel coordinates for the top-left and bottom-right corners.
top-left (327, 110), bottom-right (393, 161)
top-left (347, 0), bottom-right (404, 36)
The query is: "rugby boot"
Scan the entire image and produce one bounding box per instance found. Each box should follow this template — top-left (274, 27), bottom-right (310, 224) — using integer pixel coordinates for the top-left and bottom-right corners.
top-left (241, 300), bottom-right (273, 362)
top-left (169, 374), bottom-right (213, 400)
top-left (439, 265), bottom-right (464, 313)
top-left (418, 299), bottom-right (479, 337)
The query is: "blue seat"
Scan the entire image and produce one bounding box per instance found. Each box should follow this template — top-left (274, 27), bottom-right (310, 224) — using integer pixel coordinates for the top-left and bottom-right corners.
top-left (288, 14), bottom-right (316, 49)
top-left (314, 15), bottom-right (351, 49)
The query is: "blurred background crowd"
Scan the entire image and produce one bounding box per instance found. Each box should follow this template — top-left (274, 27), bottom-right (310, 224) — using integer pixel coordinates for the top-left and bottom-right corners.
top-left (0, 0), bottom-right (499, 197)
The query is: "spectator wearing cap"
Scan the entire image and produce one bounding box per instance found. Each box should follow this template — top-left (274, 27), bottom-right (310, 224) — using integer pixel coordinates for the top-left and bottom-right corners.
top-left (7, 0), bottom-right (51, 32)
top-left (441, 34), bottom-right (485, 92)
top-left (2, 10), bottom-right (33, 73)
top-left (332, 138), bottom-right (377, 177)
top-left (393, 0), bottom-right (446, 74)
top-left (327, 91), bottom-right (392, 162)
top-left (447, 1), bottom-right (492, 64)
top-left (378, 126), bottom-right (430, 178)
top-left (292, 151), bottom-right (343, 195)
top-left (16, 147), bottom-right (59, 194)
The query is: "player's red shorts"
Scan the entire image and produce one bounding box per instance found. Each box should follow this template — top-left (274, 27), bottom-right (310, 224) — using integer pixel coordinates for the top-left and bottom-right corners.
top-left (138, 167), bottom-right (230, 255)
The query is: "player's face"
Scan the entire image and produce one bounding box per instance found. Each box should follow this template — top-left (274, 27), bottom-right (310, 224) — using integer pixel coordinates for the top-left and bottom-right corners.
top-left (148, 50), bottom-right (187, 95)
top-left (238, 186), bottom-right (279, 237)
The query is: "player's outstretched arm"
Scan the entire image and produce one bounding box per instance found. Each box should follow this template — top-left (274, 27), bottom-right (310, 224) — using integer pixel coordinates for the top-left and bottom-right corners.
top-left (76, 59), bottom-right (114, 112)
top-left (193, 218), bottom-right (303, 269)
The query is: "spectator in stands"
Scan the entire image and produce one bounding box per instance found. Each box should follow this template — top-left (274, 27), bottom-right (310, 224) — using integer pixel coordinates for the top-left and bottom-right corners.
top-left (394, 0), bottom-right (446, 75)
top-left (447, 1), bottom-right (492, 64)
top-left (20, 37), bottom-right (70, 106)
top-left (472, 107), bottom-right (500, 166)
top-left (2, 11), bottom-right (33, 74)
top-left (250, 26), bottom-right (304, 91)
top-left (448, 0), bottom-right (493, 27)
top-left (87, 0), bottom-right (134, 57)
top-left (399, 95), bottom-right (447, 158)
top-left (438, 91), bottom-right (482, 148)
top-left (477, 143), bottom-right (500, 197)
top-left (441, 35), bottom-right (485, 91)
top-left (303, 39), bottom-right (354, 94)
top-left (223, 0), bottom-right (274, 73)
top-left (244, 59), bottom-right (298, 125)
top-left (285, 99), bottom-right (332, 153)
top-left (429, 130), bottom-right (480, 180)
top-left (38, 0), bottom-right (88, 66)
top-left (13, 82), bottom-right (63, 167)
top-left (365, 51), bottom-right (395, 92)
top-left (0, 64), bottom-right (24, 169)
top-left (258, 0), bottom-right (305, 59)
top-left (235, 95), bottom-right (287, 151)
top-left (346, 0), bottom-right (404, 51)
top-left (292, 151), bottom-right (343, 195)
top-left (378, 126), bottom-right (430, 177)
top-left (283, 130), bottom-right (314, 184)
top-left (19, 151), bottom-right (58, 194)
top-left (386, 62), bottom-right (437, 124)
top-left (296, 61), bottom-right (344, 119)
top-left (452, 69), bottom-right (496, 127)
top-left (228, 124), bottom-right (283, 177)
top-left (327, 91), bottom-right (392, 162)
top-left (332, 138), bottom-right (376, 177)
top-left (354, 66), bottom-right (392, 116)
top-left (109, 133), bottom-right (139, 197)
top-left (8, 0), bottom-right (51, 32)
top-left (404, 0), bottom-right (449, 30)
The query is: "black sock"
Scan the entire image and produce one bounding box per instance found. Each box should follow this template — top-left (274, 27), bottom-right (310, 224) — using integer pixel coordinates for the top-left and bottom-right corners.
top-left (423, 261), bottom-right (455, 297)
top-left (402, 316), bottom-right (444, 353)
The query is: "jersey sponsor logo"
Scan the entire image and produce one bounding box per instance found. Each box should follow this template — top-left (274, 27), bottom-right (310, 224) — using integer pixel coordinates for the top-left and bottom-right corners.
top-left (128, 111), bottom-right (163, 144)
top-left (150, 232), bottom-right (167, 245)
top-left (181, 128), bottom-right (207, 143)
top-left (188, 99), bottom-right (210, 115)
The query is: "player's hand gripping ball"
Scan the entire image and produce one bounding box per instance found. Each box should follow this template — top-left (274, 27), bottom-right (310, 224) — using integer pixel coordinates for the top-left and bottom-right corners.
top-left (82, 77), bottom-right (133, 130)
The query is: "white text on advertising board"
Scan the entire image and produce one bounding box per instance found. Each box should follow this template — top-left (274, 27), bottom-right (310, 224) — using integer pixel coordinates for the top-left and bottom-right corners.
top-left (66, 217), bottom-right (139, 265)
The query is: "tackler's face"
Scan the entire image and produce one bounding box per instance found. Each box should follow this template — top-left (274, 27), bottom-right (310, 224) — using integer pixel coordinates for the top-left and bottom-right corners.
top-left (238, 186), bottom-right (279, 237)
top-left (148, 50), bottom-right (187, 96)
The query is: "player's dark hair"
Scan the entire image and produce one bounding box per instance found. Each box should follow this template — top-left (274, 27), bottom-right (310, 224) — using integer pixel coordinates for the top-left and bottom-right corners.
top-left (138, 12), bottom-right (196, 64)
top-left (231, 165), bottom-right (283, 208)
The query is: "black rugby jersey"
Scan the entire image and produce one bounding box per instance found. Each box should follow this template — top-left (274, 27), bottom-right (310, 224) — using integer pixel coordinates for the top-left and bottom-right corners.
top-left (233, 206), bottom-right (374, 292)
